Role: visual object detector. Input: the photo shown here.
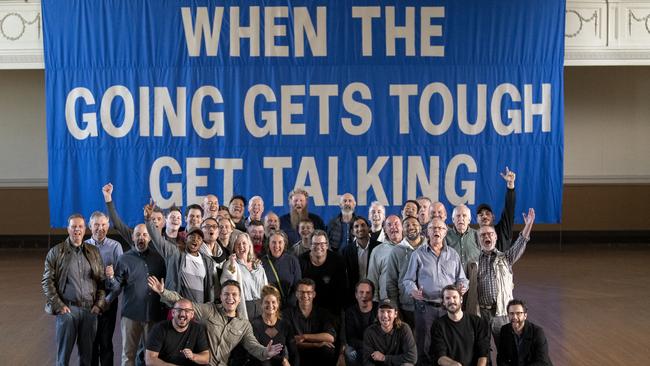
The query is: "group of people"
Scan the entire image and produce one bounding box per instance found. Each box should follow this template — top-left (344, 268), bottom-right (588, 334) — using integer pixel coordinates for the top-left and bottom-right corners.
top-left (42, 167), bottom-right (552, 365)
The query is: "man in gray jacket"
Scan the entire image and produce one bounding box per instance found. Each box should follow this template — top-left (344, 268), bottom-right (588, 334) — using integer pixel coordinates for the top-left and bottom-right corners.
top-left (148, 277), bottom-right (283, 366)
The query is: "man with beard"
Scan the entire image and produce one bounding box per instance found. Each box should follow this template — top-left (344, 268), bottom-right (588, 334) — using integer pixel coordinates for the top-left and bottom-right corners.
top-left (145, 299), bottom-right (210, 365)
top-left (416, 197), bottom-right (432, 233)
top-left (362, 299), bottom-right (417, 366)
top-left (477, 208), bottom-right (535, 343)
top-left (280, 188), bottom-right (325, 244)
top-left (299, 230), bottom-right (348, 316)
top-left (263, 212), bottom-right (280, 239)
top-left (284, 278), bottom-right (338, 366)
top-left (85, 211), bottom-right (123, 366)
top-left (476, 167), bottom-right (517, 251)
top-left (342, 280), bottom-right (379, 366)
top-left (42, 214), bottom-right (107, 366)
top-left (342, 217), bottom-right (380, 301)
top-left (145, 203), bottom-right (219, 304)
top-left (107, 224), bottom-right (166, 366)
top-left (431, 285), bottom-right (489, 366)
top-left (497, 299), bottom-right (552, 366)
top-left (385, 216), bottom-right (425, 329)
top-left (202, 194), bottom-right (220, 220)
top-left (403, 218), bottom-right (468, 365)
top-left (326, 193), bottom-right (358, 252)
top-left (446, 204), bottom-right (480, 268)
top-left (149, 278), bottom-right (284, 366)
top-left (367, 215), bottom-right (403, 301)
top-left (229, 195), bottom-right (247, 231)
top-left (247, 220), bottom-right (266, 256)
top-left (246, 196), bottom-right (265, 228)
top-left (368, 201), bottom-right (386, 243)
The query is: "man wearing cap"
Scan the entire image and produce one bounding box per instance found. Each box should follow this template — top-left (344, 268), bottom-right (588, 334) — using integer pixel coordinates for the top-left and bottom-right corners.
top-left (106, 223), bottom-right (166, 366)
top-left (476, 167), bottom-right (517, 251)
top-left (362, 299), bottom-right (417, 366)
top-left (145, 202), bottom-right (219, 304)
top-left (403, 218), bottom-right (468, 365)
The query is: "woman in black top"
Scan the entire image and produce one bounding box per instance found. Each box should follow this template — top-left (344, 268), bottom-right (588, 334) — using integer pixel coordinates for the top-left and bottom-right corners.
top-left (249, 285), bottom-right (299, 366)
top-left (261, 230), bottom-right (302, 308)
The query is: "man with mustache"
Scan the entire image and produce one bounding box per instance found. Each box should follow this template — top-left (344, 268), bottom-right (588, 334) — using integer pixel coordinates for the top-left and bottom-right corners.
top-left (326, 193), bottom-right (358, 252)
top-left (145, 299), bottom-right (210, 365)
top-left (476, 167), bottom-right (517, 252)
top-left (145, 202), bottom-right (219, 305)
top-left (477, 208), bottom-right (536, 344)
top-left (106, 224), bottom-right (166, 366)
top-left (279, 188), bottom-right (325, 244)
top-left (431, 285), bottom-right (490, 366)
top-left (85, 211), bottom-right (123, 366)
top-left (497, 299), bottom-right (552, 366)
top-left (403, 218), bottom-right (468, 365)
top-left (367, 215), bottom-right (403, 301)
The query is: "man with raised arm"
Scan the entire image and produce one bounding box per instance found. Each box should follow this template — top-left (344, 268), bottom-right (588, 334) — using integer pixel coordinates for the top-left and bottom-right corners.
top-left (476, 167), bottom-right (517, 251)
top-left (477, 208), bottom-right (536, 343)
top-left (148, 278), bottom-right (283, 366)
top-left (144, 202), bottom-right (219, 304)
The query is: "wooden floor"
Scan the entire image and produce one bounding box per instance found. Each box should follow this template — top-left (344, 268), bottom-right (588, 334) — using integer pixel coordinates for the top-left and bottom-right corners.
top-left (1, 245), bottom-right (649, 365)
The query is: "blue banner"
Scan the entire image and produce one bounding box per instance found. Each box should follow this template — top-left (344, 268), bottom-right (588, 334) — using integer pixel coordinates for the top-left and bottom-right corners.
top-left (43, 0), bottom-right (565, 228)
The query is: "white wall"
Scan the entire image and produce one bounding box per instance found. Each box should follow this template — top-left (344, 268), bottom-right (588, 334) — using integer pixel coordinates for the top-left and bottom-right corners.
top-left (0, 70), bottom-right (46, 186)
top-left (0, 67), bottom-right (649, 186)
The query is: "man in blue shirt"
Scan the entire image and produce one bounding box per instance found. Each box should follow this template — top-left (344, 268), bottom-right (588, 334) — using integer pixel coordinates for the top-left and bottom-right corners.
top-left (85, 211), bottom-right (123, 366)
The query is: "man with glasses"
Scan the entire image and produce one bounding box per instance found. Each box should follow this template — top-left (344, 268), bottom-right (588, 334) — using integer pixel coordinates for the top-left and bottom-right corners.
top-left (284, 278), bottom-right (338, 366)
top-left (145, 299), bottom-right (210, 365)
top-left (298, 230), bottom-right (348, 315)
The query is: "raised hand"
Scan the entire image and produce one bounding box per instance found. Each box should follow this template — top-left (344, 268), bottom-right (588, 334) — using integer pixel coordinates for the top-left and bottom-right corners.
top-left (147, 276), bottom-right (165, 294)
top-left (102, 183), bottom-right (113, 202)
top-left (143, 198), bottom-right (156, 221)
top-left (521, 208), bottom-right (535, 239)
top-left (500, 166), bottom-right (516, 189)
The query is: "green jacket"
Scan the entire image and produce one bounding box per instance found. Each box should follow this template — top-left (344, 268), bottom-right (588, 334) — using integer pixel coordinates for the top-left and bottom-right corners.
top-left (41, 238), bottom-right (107, 315)
top-left (160, 289), bottom-right (269, 366)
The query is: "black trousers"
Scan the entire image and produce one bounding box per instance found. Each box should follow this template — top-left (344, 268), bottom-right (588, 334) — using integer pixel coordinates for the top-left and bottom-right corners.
top-left (91, 299), bottom-right (118, 366)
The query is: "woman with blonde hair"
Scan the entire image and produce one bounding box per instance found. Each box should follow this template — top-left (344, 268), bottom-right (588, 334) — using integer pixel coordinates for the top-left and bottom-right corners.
top-left (248, 285), bottom-right (298, 366)
top-left (221, 233), bottom-right (268, 319)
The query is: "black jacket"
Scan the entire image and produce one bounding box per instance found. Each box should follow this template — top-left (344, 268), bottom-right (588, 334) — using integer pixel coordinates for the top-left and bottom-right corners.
top-left (497, 321), bottom-right (553, 366)
top-left (342, 238), bottom-right (380, 303)
top-left (326, 213), bottom-right (359, 251)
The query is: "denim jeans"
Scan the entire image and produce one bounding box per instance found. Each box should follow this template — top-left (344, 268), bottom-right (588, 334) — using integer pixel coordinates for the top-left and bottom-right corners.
top-left (56, 305), bottom-right (98, 366)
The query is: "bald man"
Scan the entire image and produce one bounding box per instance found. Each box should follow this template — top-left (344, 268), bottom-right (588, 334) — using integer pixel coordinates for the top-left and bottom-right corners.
top-left (326, 193), bottom-right (359, 252)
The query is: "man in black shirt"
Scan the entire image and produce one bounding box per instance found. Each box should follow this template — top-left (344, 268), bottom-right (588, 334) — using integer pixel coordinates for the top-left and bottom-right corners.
top-left (299, 230), bottom-right (348, 316)
top-left (146, 299), bottom-right (210, 365)
top-left (362, 299), bottom-right (417, 365)
top-left (431, 285), bottom-right (490, 366)
top-left (497, 299), bottom-right (553, 366)
top-left (343, 279), bottom-right (378, 366)
top-left (284, 278), bottom-right (338, 366)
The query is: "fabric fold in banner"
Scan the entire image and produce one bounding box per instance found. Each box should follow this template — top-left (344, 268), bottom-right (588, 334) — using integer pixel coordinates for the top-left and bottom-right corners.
top-left (43, 0), bottom-right (565, 227)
